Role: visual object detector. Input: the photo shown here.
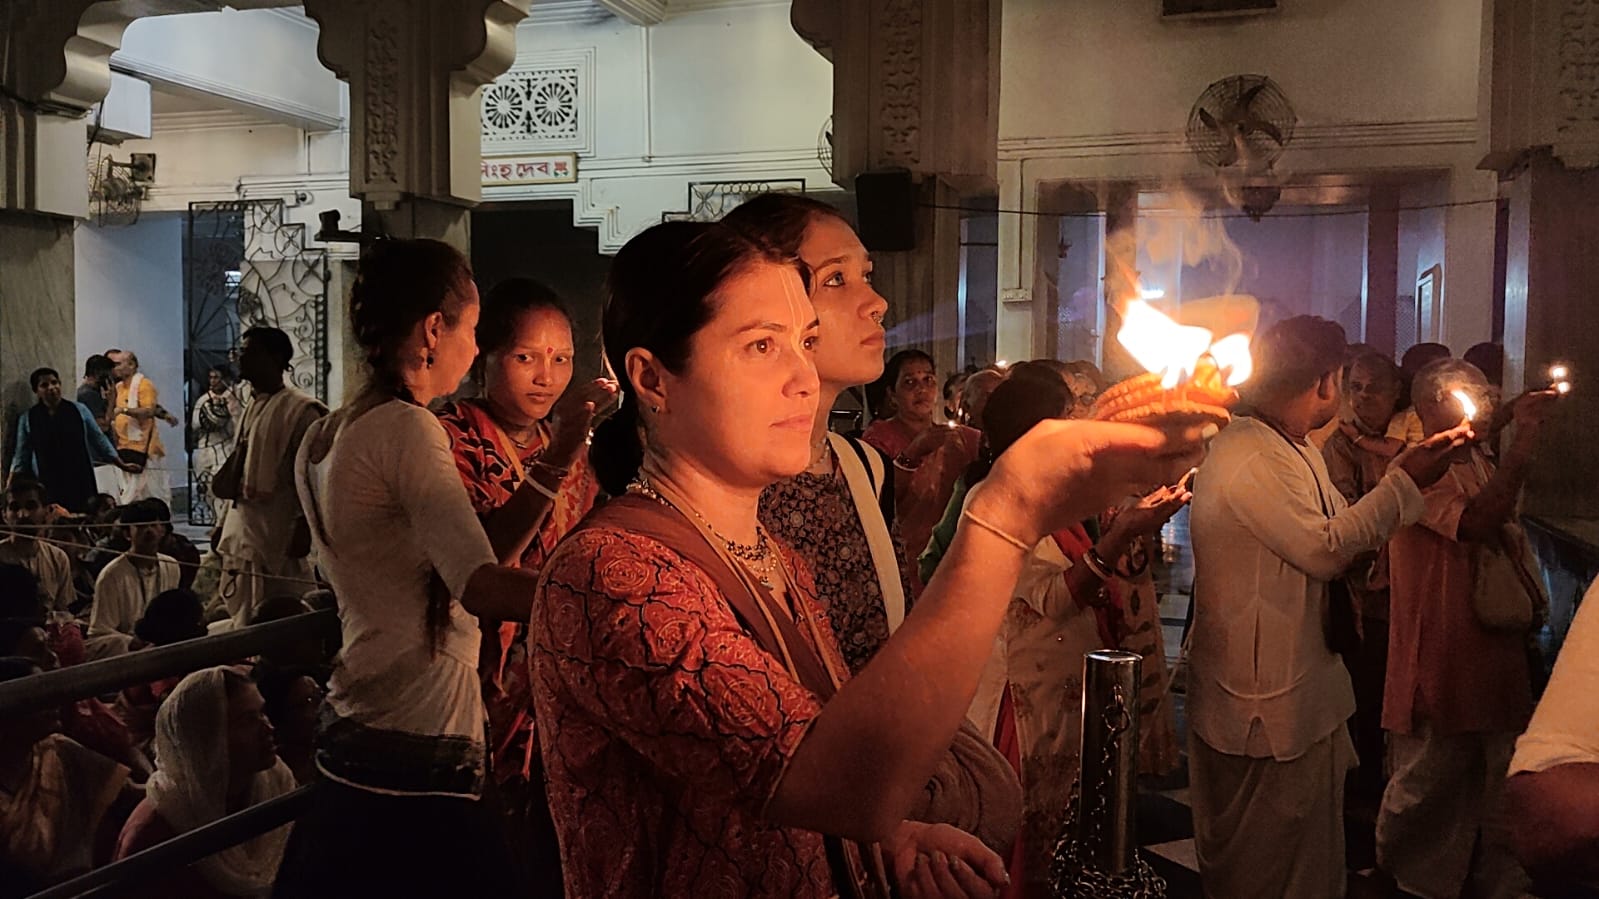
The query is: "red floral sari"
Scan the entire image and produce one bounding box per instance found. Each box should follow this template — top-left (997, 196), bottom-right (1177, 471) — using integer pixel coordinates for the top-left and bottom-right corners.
top-left (435, 398), bottom-right (600, 782)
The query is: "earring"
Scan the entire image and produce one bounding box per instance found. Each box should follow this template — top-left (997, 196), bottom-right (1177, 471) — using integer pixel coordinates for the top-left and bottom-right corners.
top-left (650, 404), bottom-right (661, 413)
top-left (426, 351), bottom-right (435, 368)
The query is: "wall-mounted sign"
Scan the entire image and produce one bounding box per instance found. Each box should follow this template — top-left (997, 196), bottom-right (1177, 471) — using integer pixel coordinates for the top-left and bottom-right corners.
top-left (481, 154), bottom-right (577, 186)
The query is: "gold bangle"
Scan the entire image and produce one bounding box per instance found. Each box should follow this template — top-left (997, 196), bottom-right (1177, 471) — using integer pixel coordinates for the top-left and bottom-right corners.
top-left (961, 508), bottom-right (1034, 554)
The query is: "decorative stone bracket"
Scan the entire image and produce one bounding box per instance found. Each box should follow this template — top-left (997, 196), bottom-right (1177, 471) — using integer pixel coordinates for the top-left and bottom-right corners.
top-left (1483, 0), bottom-right (1599, 173)
top-left (790, 0), bottom-right (997, 191)
top-left (304, 0), bottom-right (531, 210)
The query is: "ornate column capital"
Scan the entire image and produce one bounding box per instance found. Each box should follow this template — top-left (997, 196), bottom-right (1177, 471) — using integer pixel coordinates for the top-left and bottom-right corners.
top-left (1485, 0), bottom-right (1599, 172)
top-left (790, 0), bottom-right (839, 61)
top-left (1, 1), bottom-right (133, 216)
top-left (303, 0), bottom-right (531, 208)
top-left (806, 0), bottom-right (997, 190)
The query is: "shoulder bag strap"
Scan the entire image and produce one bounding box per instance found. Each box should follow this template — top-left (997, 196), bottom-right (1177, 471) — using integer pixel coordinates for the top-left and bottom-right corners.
top-left (582, 496), bottom-right (838, 699)
top-left (828, 433), bottom-right (907, 633)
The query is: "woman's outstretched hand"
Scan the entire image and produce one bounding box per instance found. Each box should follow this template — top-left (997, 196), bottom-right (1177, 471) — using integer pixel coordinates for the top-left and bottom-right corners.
top-left (970, 416), bottom-right (1220, 549)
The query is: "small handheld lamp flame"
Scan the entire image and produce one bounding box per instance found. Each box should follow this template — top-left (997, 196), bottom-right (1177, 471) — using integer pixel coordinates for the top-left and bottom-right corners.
top-left (1451, 389), bottom-right (1478, 423)
top-left (1549, 363), bottom-right (1573, 395)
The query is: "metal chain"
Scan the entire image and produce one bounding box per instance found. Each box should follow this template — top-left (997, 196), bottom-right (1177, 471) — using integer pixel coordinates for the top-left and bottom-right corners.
top-left (1048, 685), bottom-right (1167, 899)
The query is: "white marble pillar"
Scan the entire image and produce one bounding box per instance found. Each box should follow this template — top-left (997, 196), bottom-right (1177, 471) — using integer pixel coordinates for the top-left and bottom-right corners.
top-left (1481, 0), bottom-right (1599, 516)
top-left (1501, 154), bottom-right (1599, 518)
top-left (793, 0), bottom-right (999, 375)
top-left (1438, 167), bottom-right (1499, 352)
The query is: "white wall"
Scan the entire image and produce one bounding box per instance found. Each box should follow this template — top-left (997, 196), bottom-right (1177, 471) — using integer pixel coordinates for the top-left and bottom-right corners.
top-left (485, 3), bottom-right (834, 251)
top-left (74, 214), bottom-right (187, 470)
top-left (996, 0), bottom-right (1492, 361)
top-left (116, 9), bottom-right (341, 130)
top-left (1002, 0), bottom-right (1482, 146)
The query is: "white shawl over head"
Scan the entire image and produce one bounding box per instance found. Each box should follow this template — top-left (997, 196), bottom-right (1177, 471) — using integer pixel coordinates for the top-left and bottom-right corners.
top-left (147, 666), bottom-right (296, 897)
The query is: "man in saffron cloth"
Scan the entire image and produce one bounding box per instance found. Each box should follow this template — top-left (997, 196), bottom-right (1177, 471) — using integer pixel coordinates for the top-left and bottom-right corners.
top-left (108, 351), bottom-right (179, 505)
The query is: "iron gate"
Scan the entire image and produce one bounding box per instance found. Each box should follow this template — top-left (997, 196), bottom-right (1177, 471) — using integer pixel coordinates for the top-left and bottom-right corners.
top-left (183, 200), bottom-right (329, 526)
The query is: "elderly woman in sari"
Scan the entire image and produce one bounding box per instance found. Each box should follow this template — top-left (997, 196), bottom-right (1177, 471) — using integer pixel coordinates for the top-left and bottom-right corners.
top-left (531, 220), bottom-right (1213, 899)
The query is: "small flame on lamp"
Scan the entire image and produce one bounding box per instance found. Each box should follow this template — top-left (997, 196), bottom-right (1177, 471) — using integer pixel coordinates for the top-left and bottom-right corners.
top-left (1550, 364), bottom-right (1570, 381)
top-left (1556, 380), bottom-right (1573, 395)
top-left (1451, 389), bottom-right (1478, 421)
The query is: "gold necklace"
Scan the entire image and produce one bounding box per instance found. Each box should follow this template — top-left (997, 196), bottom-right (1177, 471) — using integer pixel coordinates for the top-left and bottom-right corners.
top-left (631, 475), bottom-right (780, 588)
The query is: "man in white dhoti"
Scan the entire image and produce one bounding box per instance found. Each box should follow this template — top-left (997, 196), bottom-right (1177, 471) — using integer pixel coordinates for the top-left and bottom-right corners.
top-left (109, 351), bottom-right (179, 505)
top-left (1187, 316), bottom-right (1467, 899)
top-left (212, 327), bottom-right (326, 629)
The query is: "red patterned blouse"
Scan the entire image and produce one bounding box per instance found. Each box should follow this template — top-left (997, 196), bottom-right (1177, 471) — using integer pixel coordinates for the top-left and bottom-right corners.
top-left (531, 525), bottom-right (848, 899)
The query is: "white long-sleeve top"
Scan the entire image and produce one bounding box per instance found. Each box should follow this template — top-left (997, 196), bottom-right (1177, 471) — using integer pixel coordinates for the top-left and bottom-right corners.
top-left (1188, 417), bottom-right (1425, 761)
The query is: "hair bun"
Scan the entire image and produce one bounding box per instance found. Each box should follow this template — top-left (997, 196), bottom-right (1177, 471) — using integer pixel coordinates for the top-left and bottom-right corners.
top-left (588, 398), bottom-right (644, 497)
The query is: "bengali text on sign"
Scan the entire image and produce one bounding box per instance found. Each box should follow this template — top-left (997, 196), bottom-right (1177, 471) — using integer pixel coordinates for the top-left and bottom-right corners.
top-left (480, 154), bottom-right (578, 186)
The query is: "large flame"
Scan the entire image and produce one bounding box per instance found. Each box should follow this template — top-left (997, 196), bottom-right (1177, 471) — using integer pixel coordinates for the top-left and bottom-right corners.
top-left (1118, 300), bottom-right (1215, 389)
top-left (1450, 389), bottom-right (1478, 421)
top-left (1117, 300), bottom-right (1254, 389)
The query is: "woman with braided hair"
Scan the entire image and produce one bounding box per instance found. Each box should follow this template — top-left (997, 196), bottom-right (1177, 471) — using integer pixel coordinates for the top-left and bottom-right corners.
top-left (273, 238), bottom-right (540, 896)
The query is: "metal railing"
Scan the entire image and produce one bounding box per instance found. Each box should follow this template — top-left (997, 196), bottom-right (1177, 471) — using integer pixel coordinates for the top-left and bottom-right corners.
top-left (4, 610), bottom-right (339, 899)
top-left (29, 785), bottom-right (317, 899)
top-left (0, 609), bottom-right (339, 717)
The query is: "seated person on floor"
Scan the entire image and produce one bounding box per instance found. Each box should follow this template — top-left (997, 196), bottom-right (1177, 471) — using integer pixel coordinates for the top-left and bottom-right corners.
top-left (0, 618), bottom-right (150, 781)
top-left (114, 665), bottom-right (296, 898)
top-left (0, 478), bottom-right (77, 614)
top-left (0, 657), bottom-right (140, 890)
top-left (0, 564), bottom-right (85, 669)
top-left (87, 500), bottom-right (181, 658)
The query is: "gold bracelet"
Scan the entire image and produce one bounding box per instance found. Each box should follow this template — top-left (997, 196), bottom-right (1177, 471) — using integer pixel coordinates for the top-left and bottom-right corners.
top-left (960, 508), bottom-right (1034, 554)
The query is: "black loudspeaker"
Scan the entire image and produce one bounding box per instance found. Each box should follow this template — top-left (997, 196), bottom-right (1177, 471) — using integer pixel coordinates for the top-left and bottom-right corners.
top-left (855, 170), bottom-right (917, 252)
